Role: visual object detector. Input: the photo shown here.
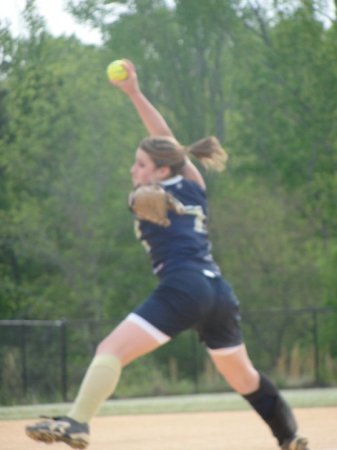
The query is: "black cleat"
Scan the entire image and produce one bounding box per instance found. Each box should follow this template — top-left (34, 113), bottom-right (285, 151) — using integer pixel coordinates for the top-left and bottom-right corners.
top-left (281, 436), bottom-right (310, 450)
top-left (25, 416), bottom-right (89, 449)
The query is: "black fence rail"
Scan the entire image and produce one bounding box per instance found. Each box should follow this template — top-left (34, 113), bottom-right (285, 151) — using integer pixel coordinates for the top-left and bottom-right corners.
top-left (0, 307), bottom-right (336, 406)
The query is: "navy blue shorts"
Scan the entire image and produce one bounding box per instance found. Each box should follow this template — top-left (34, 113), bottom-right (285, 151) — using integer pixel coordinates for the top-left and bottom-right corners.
top-left (133, 269), bottom-right (243, 349)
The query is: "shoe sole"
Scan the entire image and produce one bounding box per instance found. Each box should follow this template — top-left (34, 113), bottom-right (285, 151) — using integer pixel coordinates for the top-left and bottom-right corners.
top-left (26, 429), bottom-right (88, 449)
top-left (285, 437), bottom-right (309, 450)
top-left (294, 438), bottom-right (309, 450)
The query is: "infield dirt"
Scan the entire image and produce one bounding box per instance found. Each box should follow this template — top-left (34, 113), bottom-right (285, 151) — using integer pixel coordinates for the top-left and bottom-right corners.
top-left (1, 407), bottom-right (336, 450)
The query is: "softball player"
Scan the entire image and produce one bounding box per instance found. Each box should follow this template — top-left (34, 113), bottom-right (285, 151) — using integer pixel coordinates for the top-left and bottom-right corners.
top-left (26, 61), bottom-right (309, 450)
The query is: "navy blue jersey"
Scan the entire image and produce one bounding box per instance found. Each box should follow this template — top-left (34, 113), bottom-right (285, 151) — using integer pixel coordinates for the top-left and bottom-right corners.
top-left (133, 175), bottom-right (221, 277)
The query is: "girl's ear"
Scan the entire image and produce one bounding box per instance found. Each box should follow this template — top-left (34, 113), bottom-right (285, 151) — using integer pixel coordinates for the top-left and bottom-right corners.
top-left (157, 166), bottom-right (171, 180)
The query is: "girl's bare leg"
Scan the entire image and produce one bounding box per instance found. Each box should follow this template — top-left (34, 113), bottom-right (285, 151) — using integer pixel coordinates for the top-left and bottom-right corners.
top-left (209, 343), bottom-right (259, 394)
top-left (209, 344), bottom-right (300, 447)
top-left (68, 315), bottom-right (170, 423)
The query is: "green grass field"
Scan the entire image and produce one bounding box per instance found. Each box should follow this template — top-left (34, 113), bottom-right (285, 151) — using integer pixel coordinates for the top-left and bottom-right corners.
top-left (1, 387), bottom-right (337, 420)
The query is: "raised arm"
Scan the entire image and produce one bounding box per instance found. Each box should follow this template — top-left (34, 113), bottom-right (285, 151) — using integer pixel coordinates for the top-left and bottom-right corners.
top-left (109, 60), bottom-right (206, 189)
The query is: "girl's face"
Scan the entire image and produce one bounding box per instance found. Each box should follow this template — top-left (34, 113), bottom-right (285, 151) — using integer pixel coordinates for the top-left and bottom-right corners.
top-left (130, 148), bottom-right (169, 187)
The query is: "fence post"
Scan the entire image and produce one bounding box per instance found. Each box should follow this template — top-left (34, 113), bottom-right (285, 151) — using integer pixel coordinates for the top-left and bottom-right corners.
top-left (312, 309), bottom-right (320, 385)
top-left (191, 332), bottom-right (199, 393)
top-left (59, 320), bottom-right (68, 402)
top-left (20, 324), bottom-right (28, 396)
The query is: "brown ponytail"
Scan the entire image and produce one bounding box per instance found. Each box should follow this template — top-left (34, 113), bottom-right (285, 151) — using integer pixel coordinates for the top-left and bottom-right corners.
top-left (186, 136), bottom-right (228, 172)
top-left (139, 135), bottom-right (228, 175)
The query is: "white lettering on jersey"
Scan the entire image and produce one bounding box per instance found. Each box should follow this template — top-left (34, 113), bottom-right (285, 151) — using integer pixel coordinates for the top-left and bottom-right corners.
top-left (134, 220), bottom-right (151, 252)
top-left (183, 205), bottom-right (207, 234)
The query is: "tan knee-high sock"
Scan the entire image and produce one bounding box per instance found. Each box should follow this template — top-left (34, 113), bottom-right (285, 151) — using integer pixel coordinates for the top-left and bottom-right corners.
top-left (67, 354), bottom-right (121, 424)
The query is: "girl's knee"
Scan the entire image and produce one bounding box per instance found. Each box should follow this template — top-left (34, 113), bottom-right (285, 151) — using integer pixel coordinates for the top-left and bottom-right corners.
top-left (230, 368), bottom-right (259, 394)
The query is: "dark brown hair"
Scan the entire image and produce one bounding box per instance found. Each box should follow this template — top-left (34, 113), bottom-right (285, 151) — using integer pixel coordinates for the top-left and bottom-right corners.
top-left (139, 135), bottom-right (228, 175)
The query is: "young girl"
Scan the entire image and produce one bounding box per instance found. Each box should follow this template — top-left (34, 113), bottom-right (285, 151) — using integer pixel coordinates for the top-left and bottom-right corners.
top-left (26, 60), bottom-right (309, 450)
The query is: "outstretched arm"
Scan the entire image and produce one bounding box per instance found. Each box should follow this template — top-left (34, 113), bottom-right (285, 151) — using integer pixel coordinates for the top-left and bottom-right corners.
top-left (109, 60), bottom-right (206, 189)
top-left (109, 60), bottom-right (173, 137)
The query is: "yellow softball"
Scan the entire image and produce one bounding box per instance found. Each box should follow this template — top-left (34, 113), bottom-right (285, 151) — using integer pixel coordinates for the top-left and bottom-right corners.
top-left (106, 60), bottom-right (128, 81)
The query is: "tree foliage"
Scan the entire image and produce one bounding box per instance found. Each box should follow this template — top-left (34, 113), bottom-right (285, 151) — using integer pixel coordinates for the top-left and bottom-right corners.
top-left (0, 0), bottom-right (336, 325)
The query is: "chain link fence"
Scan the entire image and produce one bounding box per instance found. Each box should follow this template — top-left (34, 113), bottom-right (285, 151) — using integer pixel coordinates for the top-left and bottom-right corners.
top-left (1, 307), bottom-right (336, 406)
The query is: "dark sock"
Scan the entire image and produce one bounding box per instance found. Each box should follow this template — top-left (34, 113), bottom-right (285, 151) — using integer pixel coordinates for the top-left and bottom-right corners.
top-left (243, 373), bottom-right (297, 445)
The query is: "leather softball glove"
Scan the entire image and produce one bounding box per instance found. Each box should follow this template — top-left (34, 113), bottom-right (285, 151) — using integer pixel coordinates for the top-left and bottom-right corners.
top-left (129, 184), bottom-right (185, 227)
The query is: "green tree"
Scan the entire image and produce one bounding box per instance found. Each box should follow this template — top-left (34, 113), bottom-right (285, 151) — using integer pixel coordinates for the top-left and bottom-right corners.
top-left (231, 1), bottom-right (337, 230)
top-left (2, 0), bottom-right (335, 323)
top-left (0, 1), bottom-right (149, 319)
